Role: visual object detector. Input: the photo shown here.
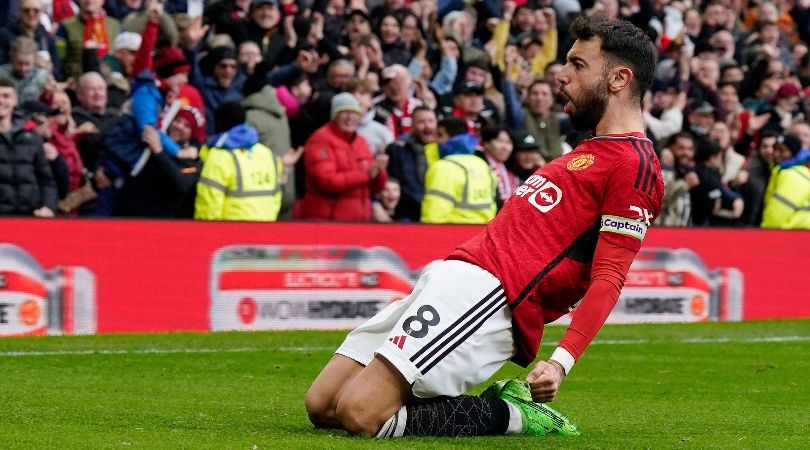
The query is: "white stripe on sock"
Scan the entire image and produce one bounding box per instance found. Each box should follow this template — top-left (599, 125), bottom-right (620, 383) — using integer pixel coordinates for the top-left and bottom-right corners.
top-left (374, 406), bottom-right (407, 438)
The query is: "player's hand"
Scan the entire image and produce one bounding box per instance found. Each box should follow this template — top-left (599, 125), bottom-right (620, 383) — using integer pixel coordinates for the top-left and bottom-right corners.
top-left (526, 360), bottom-right (565, 403)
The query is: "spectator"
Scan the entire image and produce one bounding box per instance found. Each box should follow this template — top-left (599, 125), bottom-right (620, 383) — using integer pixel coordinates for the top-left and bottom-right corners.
top-left (443, 80), bottom-right (494, 136)
top-left (655, 132), bottom-right (699, 227)
top-left (421, 117), bottom-right (496, 224)
top-left (739, 130), bottom-right (777, 226)
top-left (480, 125), bottom-right (516, 208)
top-left (229, 0), bottom-right (285, 67)
top-left (49, 91), bottom-right (85, 197)
top-left (690, 140), bottom-right (744, 226)
top-left (372, 64), bottom-right (422, 139)
top-left (708, 121), bottom-right (747, 189)
top-left (122, 0), bottom-right (179, 46)
top-left (243, 83), bottom-right (295, 216)
top-left (371, 177), bottom-right (403, 223)
top-left (88, 31), bottom-right (141, 108)
top-left (505, 129), bottom-right (544, 184)
top-left (376, 12), bottom-right (410, 67)
top-left (440, 60), bottom-right (501, 125)
top-left (0, 0), bottom-right (61, 79)
top-left (195, 101), bottom-right (282, 221)
top-left (274, 73), bottom-right (310, 118)
top-left (0, 37), bottom-right (50, 102)
top-left (789, 121), bottom-right (810, 150)
top-left (348, 78), bottom-right (394, 156)
top-left (72, 71), bottom-right (118, 177)
top-left (297, 92), bottom-right (387, 222)
top-left (716, 81), bottom-right (742, 127)
top-left (761, 133), bottom-right (810, 229)
top-left (0, 77), bottom-right (57, 216)
top-left (291, 58), bottom-right (354, 147)
top-left (513, 79), bottom-right (571, 162)
top-left (116, 120), bottom-right (200, 218)
top-left (20, 100), bottom-right (70, 199)
top-left (193, 46), bottom-right (245, 134)
top-left (237, 41), bottom-right (262, 76)
top-left (55, 0), bottom-right (122, 81)
top-left (644, 88), bottom-right (686, 144)
top-left (385, 105), bottom-right (439, 222)
top-left (686, 101), bottom-right (716, 139)
top-left (760, 82), bottom-right (802, 134)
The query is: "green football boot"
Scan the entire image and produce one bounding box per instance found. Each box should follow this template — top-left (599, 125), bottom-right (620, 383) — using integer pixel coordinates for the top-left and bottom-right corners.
top-left (481, 379), bottom-right (581, 436)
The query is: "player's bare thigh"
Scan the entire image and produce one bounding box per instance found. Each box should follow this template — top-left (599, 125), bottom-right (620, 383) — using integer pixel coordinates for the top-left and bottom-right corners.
top-left (305, 354), bottom-right (364, 428)
top-left (335, 355), bottom-right (411, 437)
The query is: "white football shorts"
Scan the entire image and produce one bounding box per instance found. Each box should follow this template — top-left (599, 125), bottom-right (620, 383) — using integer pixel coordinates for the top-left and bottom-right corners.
top-left (335, 260), bottom-right (515, 398)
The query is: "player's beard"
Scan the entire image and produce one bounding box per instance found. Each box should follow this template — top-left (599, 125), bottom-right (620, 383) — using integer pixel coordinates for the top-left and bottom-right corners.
top-left (566, 77), bottom-right (609, 132)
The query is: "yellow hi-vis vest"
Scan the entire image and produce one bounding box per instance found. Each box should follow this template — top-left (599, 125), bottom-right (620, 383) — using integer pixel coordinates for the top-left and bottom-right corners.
top-left (194, 142), bottom-right (282, 221)
top-left (421, 154), bottom-right (497, 224)
top-left (761, 164), bottom-right (810, 229)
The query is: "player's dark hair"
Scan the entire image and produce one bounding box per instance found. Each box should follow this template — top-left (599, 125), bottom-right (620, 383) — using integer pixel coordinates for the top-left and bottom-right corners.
top-left (438, 117), bottom-right (468, 138)
top-left (0, 77), bottom-right (14, 89)
top-left (569, 15), bottom-right (657, 106)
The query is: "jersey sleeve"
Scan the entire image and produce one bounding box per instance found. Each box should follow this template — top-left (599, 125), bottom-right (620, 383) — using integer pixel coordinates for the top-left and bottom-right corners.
top-left (600, 141), bottom-right (662, 252)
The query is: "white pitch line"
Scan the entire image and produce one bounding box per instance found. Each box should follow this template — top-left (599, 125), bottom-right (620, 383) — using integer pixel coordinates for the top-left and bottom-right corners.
top-left (0, 336), bottom-right (808, 358)
top-left (0, 346), bottom-right (336, 357)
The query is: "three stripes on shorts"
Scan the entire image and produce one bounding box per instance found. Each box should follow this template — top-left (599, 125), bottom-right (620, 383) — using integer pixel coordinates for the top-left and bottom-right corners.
top-left (409, 286), bottom-right (507, 375)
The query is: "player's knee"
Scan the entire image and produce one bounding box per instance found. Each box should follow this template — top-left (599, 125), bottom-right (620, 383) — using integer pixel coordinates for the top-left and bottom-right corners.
top-left (335, 396), bottom-right (384, 437)
top-left (305, 385), bottom-right (336, 428)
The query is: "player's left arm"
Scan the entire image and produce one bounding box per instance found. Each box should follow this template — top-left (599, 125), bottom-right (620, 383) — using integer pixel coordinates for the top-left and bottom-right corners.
top-left (528, 147), bottom-right (663, 402)
top-left (527, 235), bottom-right (636, 402)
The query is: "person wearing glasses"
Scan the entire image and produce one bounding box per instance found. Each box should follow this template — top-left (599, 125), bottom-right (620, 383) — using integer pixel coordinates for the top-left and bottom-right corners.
top-left (0, 0), bottom-right (61, 79)
top-left (193, 46), bottom-right (245, 135)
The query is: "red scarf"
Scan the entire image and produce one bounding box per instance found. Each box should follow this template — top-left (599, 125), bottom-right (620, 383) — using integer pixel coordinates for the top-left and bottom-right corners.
top-left (452, 107), bottom-right (480, 136)
top-left (485, 153), bottom-right (518, 203)
top-left (83, 11), bottom-right (110, 58)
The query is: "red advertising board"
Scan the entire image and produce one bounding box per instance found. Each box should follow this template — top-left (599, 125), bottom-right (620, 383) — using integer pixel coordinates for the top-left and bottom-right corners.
top-left (0, 218), bottom-right (807, 335)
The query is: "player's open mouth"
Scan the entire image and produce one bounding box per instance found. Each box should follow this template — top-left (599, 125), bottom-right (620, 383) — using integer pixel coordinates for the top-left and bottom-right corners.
top-left (558, 89), bottom-right (573, 114)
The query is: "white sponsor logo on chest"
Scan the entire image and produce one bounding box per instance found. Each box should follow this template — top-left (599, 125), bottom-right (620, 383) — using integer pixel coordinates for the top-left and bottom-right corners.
top-left (513, 174), bottom-right (563, 213)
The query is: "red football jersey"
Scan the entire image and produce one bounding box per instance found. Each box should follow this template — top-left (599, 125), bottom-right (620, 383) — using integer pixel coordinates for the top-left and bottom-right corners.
top-left (448, 133), bottom-right (664, 365)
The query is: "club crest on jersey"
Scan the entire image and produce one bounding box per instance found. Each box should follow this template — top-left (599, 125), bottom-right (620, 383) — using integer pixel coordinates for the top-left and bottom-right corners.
top-left (513, 174), bottom-right (562, 213)
top-left (566, 153), bottom-right (595, 171)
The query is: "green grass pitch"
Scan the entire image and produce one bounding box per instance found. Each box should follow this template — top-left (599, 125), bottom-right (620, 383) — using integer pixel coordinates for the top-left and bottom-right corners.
top-left (1, 320), bottom-right (809, 449)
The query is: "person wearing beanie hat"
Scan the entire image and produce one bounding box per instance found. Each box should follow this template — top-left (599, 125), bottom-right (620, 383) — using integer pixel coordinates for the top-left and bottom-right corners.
top-left (169, 106), bottom-right (206, 148)
top-left (297, 91), bottom-right (388, 221)
top-left (154, 46), bottom-right (191, 82)
top-left (762, 133), bottom-right (810, 229)
top-left (330, 92), bottom-right (363, 120)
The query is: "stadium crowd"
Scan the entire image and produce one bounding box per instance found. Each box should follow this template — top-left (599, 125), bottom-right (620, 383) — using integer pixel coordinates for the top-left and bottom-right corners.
top-left (0, 0), bottom-right (808, 228)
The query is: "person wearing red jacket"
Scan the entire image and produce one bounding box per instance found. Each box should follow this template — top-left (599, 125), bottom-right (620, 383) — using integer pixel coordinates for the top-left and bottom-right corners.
top-left (297, 92), bottom-right (388, 221)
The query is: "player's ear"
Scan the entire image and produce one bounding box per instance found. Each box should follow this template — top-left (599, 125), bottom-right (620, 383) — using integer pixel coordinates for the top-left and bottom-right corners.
top-left (608, 66), bottom-right (633, 95)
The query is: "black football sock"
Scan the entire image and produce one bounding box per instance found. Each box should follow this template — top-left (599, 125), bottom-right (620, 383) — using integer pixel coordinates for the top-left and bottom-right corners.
top-left (375, 395), bottom-right (510, 437)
